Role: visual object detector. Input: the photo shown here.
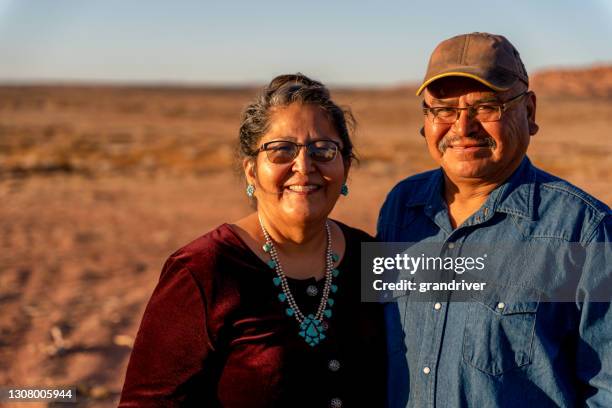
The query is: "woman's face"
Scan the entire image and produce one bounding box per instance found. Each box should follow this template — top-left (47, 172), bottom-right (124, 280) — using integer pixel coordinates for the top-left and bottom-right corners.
top-left (244, 102), bottom-right (348, 228)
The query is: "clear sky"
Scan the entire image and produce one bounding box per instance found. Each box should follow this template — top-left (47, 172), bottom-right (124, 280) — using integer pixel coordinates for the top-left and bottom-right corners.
top-left (0, 0), bottom-right (610, 86)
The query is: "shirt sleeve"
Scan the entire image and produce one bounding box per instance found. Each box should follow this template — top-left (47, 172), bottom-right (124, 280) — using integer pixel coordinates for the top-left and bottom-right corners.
top-left (377, 194), bottom-right (410, 408)
top-left (577, 214), bottom-right (612, 407)
top-left (119, 255), bottom-right (211, 407)
top-left (376, 192), bottom-right (391, 241)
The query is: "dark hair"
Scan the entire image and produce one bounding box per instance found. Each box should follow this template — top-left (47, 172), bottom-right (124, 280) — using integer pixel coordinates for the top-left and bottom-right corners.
top-left (237, 73), bottom-right (357, 165)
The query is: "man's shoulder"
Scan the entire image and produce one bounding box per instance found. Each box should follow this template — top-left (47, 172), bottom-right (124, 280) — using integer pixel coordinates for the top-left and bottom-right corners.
top-left (377, 169), bottom-right (440, 236)
top-left (393, 168), bottom-right (440, 187)
top-left (385, 169), bottom-right (440, 201)
top-left (533, 166), bottom-right (609, 215)
top-left (529, 166), bottom-right (610, 242)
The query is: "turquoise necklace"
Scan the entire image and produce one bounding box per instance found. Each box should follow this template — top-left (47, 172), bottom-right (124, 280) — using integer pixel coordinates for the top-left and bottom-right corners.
top-left (259, 216), bottom-right (339, 347)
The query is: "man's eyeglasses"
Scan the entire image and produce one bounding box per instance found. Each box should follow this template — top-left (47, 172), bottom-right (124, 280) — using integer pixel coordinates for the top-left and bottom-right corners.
top-left (254, 140), bottom-right (342, 164)
top-left (422, 91), bottom-right (529, 124)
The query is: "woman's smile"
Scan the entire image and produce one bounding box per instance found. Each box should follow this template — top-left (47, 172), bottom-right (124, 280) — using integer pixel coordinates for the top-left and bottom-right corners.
top-left (285, 184), bottom-right (323, 194)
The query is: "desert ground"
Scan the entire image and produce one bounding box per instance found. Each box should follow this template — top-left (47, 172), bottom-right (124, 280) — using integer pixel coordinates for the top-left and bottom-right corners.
top-left (0, 66), bottom-right (611, 407)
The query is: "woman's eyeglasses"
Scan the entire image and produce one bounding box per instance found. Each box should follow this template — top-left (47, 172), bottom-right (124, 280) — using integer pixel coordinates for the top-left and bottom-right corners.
top-left (255, 140), bottom-right (341, 164)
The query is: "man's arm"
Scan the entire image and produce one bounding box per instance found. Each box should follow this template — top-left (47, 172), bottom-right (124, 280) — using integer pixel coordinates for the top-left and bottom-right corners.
top-left (577, 215), bottom-right (612, 406)
top-left (377, 194), bottom-right (410, 408)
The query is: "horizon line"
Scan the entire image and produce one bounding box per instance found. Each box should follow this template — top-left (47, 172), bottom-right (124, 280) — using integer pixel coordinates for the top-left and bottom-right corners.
top-left (0, 62), bottom-right (609, 90)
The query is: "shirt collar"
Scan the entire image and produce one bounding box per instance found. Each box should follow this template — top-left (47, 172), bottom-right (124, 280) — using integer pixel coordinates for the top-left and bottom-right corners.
top-left (404, 169), bottom-right (443, 209)
top-left (404, 157), bottom-right (536, 221)
top-left (492, 157), bottom-right (536, 220)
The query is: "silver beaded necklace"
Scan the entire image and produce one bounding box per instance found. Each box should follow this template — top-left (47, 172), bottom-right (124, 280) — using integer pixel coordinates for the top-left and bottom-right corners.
top-left (258, 216), bottom-right (339, 347)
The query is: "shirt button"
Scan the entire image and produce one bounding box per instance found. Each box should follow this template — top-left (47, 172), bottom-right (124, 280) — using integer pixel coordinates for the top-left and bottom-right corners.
top-left (447, 243), bottom-right (455, 249)
top-left (423, 366), bottom-right (431, 375)
top-left (306, 285), bottom-right (318, 296)
top-left (434, 303), bottom-right (442, 310)
top-left (497, 302), bottom-right (505, 310)
top-left (330, 397), bottom-right (343, 408)
top-left (328, 359), bottom-right (341, 372)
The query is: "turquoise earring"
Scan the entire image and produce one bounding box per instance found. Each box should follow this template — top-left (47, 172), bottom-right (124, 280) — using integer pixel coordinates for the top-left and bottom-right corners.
top-left (340, 184), bottom-right (349, 196)
top-left (246, 184), bottom-right (255, 197)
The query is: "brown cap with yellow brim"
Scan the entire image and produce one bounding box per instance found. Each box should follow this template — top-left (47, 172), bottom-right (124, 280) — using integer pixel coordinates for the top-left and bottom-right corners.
top-left (416, 32), bottom-right (529, 96)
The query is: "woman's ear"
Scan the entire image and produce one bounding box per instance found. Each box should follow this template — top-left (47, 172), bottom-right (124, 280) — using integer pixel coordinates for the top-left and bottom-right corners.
top-left (343, 159), bottom-right (351, 179)
top-left (243, 158), bottom-right (256, 185)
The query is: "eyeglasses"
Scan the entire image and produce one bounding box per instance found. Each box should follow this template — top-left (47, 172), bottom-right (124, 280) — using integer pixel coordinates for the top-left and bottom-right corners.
top-left (423, 91), bottom-right (529, 124)
top-left (255, 140), bottom-right (342, 164)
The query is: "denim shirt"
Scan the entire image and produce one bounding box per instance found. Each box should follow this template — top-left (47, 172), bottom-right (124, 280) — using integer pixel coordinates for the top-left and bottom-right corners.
top-left (377, 157), bottom-right (611, 408)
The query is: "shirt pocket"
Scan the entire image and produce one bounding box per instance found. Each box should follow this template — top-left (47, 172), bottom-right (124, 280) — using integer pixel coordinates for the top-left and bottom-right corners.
top-left (462, 285), bottom-right (539, 376)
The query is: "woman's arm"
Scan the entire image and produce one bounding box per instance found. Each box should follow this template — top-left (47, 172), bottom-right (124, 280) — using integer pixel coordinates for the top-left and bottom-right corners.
top-left (119, 255), bottom-right (212, 407)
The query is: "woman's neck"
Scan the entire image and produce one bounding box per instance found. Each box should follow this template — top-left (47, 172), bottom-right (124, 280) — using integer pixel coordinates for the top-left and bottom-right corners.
top-left (231, 212), bottom-right (345, 281)
top-left (257, 213), bottom-right (328, 256)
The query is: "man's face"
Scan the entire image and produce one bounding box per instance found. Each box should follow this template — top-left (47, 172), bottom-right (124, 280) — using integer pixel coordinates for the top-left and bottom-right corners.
top-left (422, 77), bottom-right (538, 184)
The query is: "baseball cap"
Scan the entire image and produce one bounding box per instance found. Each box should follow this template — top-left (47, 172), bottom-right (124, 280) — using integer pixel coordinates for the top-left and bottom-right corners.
top-left (416, 32), bottom-right (529, 96)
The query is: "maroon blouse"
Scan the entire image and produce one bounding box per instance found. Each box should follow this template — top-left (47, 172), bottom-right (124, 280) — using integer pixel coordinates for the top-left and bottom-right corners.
top-left (119, 222), bottom-right (386, 407)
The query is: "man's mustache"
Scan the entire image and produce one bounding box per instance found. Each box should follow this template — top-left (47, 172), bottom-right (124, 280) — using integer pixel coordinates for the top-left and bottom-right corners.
top-left (438, 135), bottom-right (497, 154)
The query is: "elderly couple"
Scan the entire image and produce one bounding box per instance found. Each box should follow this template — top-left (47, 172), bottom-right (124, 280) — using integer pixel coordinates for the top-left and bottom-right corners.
top-left (119, 33), bottom-right (611, 407)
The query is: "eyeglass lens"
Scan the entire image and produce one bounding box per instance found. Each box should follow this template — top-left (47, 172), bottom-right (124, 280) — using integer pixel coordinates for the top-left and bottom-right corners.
top-left (264, 141), bottom-right (338, 163)
top-left (426, 92), bottom-right (527, 124)
top-left (431, 105), bottom-right (502, 123)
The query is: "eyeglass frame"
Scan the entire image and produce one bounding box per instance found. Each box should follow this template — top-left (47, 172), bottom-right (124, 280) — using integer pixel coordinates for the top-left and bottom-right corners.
top-left (253, 139), bottom-right (343, 164)
top-left (422, 91), bottom-right (530, 124)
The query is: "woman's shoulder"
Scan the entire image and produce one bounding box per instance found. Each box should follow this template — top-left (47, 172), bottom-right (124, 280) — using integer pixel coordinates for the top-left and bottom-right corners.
top-left (166, 223), bottom-right (251, 278)
top-left (332, 219), bottom-right (377, 244)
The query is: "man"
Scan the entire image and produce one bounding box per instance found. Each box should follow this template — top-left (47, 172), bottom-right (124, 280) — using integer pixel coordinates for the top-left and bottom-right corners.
top-left (378, 32), bottom-right (611, 407)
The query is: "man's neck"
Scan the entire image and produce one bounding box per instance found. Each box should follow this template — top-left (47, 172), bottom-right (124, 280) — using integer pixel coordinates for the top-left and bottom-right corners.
top-left (443, 176), bottom-right (500, 229)
top-left (441, 158), bottom-right (525, 229)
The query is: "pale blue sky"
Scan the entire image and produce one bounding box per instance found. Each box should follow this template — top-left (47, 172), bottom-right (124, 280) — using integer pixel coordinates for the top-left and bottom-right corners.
top-left (0, 0), bottom-right (611, 85)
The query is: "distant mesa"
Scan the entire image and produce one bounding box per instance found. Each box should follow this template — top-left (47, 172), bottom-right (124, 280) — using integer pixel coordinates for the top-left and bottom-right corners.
top-left (391, 63), bottom-right (612, 99)
top-left (530, 64), bottom-right (612, 99)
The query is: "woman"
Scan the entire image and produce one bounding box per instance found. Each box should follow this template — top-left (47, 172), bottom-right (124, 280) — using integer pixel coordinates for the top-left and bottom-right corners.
top-left (119, 74), bottom-right (386, 407)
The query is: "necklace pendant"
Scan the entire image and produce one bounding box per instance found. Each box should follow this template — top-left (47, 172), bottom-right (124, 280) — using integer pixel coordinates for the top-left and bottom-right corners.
top-left (306, 284), bottom-right (319, 297)
top-left (299, 314), bottom-right (326, 347)
top-left (259, 216), bottom-right (335, 348)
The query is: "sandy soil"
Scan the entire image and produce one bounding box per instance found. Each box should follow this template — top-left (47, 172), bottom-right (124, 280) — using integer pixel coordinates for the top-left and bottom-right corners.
top-left (0, 66), bottom-right (611, 407)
